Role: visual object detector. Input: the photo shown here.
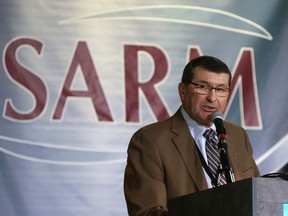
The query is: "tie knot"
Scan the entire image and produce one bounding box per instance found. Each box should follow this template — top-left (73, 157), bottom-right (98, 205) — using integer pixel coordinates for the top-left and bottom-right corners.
top-left (203, 129), bottom-right (217, 140)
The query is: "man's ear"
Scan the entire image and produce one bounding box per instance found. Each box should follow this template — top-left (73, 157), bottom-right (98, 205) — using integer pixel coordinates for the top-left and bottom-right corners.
top-left (178, 83), bottom-right (186, 102)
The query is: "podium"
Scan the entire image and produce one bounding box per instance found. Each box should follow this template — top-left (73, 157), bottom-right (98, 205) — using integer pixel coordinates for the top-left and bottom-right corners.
top-left (168, 177), bottom-right (288, 216)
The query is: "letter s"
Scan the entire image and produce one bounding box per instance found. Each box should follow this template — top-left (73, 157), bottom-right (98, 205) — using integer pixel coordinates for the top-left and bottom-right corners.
top-left (3, 37), bottom-right (47, 121)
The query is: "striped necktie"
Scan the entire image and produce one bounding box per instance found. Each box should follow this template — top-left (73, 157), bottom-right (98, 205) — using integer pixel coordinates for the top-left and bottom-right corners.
top-left (203, 129), bottom-right (226, 186)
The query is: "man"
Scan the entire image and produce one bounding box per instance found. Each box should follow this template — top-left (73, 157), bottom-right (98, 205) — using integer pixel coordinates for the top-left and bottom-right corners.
top-left (124, 55), bottom-right (260, 216)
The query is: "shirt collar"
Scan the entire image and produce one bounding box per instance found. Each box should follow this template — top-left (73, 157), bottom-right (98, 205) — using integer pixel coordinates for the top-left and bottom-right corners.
top-left (181, 106), bottom-right (216, 139)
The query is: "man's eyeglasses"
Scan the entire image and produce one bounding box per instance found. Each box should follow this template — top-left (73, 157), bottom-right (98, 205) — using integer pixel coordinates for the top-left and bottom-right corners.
top-left (185, 81), bottom-right (230, 97)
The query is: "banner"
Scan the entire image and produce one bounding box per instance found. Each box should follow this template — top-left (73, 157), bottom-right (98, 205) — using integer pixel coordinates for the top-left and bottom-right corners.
top-left (1, 1), bottom-right (288, 215)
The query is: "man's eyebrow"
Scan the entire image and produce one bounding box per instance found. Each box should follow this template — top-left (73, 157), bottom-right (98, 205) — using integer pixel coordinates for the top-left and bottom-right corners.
top-left (194, 80), bottom-right (228, 87)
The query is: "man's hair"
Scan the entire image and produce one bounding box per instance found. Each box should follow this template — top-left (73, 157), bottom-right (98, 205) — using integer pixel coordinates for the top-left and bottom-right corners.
top-left (181, 55), bottom-right (231, 86)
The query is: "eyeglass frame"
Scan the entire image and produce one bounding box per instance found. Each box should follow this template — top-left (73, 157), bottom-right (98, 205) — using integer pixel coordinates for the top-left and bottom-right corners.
top-left (183, 80), bottom-right (230, 97)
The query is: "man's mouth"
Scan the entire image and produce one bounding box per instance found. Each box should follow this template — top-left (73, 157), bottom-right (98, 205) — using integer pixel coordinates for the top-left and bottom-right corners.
top-left (203, 105), bottom-right (217, 112)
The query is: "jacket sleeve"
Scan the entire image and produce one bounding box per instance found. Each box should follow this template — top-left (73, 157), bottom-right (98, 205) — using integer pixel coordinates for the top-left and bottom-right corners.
top-left (124, 128), bottom-right (168, 216)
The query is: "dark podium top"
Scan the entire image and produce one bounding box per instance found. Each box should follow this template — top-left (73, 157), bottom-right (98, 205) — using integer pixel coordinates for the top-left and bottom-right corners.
top-left (168, 177), bottom-right (288, 216)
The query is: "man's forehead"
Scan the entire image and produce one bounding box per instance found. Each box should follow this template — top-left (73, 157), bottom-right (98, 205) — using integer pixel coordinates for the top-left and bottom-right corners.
top-left (193, 69), bottom-right (230, 85)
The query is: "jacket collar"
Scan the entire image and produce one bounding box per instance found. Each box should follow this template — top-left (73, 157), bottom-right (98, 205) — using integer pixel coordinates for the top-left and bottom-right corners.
top-left (171, 107), bottom-right (208, 191)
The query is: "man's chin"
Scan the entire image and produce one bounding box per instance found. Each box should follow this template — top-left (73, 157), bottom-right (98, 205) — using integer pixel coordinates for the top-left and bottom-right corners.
top-left (202, 111), bottom-right (215, 120)
top-left (197, 117), bottom-right (213, 127)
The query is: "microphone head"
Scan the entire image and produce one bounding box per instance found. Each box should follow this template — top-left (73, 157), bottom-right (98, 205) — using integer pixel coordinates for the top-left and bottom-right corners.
top-left (211, 112), bottom-right (224, 121)
top-left (211, 112), bottom-right (226, 135)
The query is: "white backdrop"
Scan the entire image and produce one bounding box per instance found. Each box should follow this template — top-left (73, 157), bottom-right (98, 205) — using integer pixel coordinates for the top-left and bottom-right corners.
top-left (1, 1), bottom-right (288, 215)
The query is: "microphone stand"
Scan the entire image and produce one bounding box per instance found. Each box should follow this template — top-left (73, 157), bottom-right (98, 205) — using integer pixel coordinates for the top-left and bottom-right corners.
top-left (212, 112), bottom-right (235, 184)
top-left (217, 132), bottom-right (235, 184)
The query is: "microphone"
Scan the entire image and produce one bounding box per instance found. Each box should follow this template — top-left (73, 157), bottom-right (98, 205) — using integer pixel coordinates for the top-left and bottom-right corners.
top-left (211, 112), bottom-right (235, 184)
top-left (211, 111), bottom-right (227, 149)
top-left (211, 112), bottom-right (226, 136)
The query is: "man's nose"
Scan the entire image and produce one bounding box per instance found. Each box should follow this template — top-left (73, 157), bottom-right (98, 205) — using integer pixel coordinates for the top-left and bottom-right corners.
top-left (206, 89), bottom-right (217, 102)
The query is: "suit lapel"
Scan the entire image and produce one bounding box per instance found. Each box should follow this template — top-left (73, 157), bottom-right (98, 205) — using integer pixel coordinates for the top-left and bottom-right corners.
top-left (171, 109), bottom-right (208, 191)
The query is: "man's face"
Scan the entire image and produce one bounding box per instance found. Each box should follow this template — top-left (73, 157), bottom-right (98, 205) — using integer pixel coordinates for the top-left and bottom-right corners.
top-left (178, 67), bottom-right (230, 127)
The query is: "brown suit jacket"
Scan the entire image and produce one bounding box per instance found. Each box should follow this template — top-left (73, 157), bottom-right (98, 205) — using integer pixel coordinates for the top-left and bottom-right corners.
top-left (124, 108), bottom-right (260, 216)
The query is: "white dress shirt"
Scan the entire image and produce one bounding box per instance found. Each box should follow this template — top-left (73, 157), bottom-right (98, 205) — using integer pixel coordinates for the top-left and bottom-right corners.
top-left (181, 106), bottom-right (217, 188)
